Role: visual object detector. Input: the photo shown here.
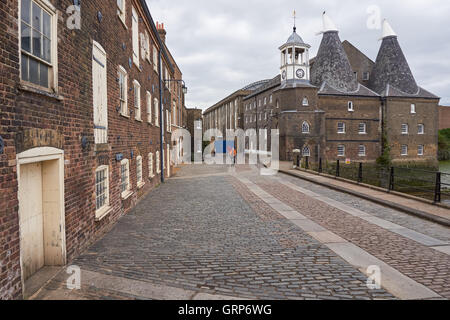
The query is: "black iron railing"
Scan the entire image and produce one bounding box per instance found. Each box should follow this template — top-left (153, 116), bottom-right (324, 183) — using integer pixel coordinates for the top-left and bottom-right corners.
top-left (299, 158), bottom-right (448, 204)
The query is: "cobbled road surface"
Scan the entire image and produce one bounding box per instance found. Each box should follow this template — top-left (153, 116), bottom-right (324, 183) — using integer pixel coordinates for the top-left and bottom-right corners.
top-left (32, 164), bottom-right (449, 300)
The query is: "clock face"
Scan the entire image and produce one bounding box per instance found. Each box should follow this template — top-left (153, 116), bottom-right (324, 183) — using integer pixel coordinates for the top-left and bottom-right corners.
top-left (296, 69), bottom-right (305, 79)
top-left (282, 70), bottom-right (286, 80)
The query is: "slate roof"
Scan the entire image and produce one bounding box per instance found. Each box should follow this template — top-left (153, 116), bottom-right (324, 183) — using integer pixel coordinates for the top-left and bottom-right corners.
top-left (310, 31), bottom-right (359, 93)
top-left (380, 84), bottom-right (439, 99)
top-left (318, 82), bottom-right (379, 97)
top-left (368, 36), bottom-right (419, 95)
top-left (282, 28), bottom-right (310, 48)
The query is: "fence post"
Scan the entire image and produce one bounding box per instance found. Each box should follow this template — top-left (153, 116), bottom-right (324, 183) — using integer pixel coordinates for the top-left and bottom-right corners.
top-left (358, 163), bottom-right (363, 183)
top-left (305, 157), bottom-right (309, 170)
top-left (435, 172), bottom-right (442, 203)
top-left (296, 155), bottom-right (300, 168)
top-left (319, 158), bottom-right (323, 174)
top-left (336, 160), bottom-right (340, 178)
top-left (389, 167), bottom-right (395, 191)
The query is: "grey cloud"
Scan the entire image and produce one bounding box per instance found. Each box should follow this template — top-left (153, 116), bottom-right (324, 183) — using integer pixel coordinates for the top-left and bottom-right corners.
top-left (146, 0), bottom-right (450, 108)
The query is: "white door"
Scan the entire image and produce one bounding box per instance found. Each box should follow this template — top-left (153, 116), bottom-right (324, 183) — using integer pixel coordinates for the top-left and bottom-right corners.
top-left (19, 162), bottom-right (44, 281)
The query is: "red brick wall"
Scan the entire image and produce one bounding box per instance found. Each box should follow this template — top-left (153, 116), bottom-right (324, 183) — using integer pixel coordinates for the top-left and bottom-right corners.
top-left (0, 0), bottom-right (178, 299)
top-left (439, 106), bottom-right (450, 130)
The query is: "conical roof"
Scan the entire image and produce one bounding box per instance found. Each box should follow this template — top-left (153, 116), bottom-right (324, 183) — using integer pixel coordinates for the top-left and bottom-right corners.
top-left (368, 20), bottom-right (418, 95)
top-left (311, 13), bottom-right (358, 92)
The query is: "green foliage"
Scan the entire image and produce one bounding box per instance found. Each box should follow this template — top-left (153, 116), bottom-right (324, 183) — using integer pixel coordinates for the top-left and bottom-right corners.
top-left (438, 129), bottom-right (450, 161)
top-left (376, 130), bottom-right (391, 167)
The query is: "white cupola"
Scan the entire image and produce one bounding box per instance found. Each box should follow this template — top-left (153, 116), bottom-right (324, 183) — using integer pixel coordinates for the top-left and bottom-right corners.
top-left (279, 16), bottom-right (311, 84)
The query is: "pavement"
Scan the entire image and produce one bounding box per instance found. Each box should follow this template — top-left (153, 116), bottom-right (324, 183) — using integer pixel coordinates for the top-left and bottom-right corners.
top-left (29, 163), bottom-right (450, 300)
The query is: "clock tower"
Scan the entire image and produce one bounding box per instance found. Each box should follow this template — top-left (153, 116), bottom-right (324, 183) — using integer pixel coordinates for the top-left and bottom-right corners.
top-left (279, 16), bottom-right (311, 84)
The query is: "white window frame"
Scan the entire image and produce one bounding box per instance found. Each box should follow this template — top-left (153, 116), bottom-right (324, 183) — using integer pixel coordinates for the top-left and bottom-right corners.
top-left (418, 145), bottom-right (424, 156)
top-left (270, 95), bottom-right (273, 103)
top-left (401, 145), bottom-right (408, 156)
top-left (264, 97), bottom-right (267, 105)
top-left (131, 6), bottom-right (140, 67)
top-left (418, 124), bottom-right (424, 135)
top-left (146, 91), bottom-right (152, 123)
top-left (348, 101), bottom-right (354, 112)
top-left (118, 65), bottom-right (128, 117)
top-left (359, 123), bottom-right (367, 135)
top-left (141, 30), bottom-right (151, 62)
top-left (95, 165), bottom-right (110, 219)
top-left (338, 145), bottom-right (345, 157)
top-left (148, 153), bottom-right (154, 178)
top-left (120, 159), bottom-right (131, 199)
top-left (156, 151), bottom-right (161, 173)
top-left (302, 121), bottom-right (310, 134)
top-left (136, 155), bottom-right (144, 188)
top-left (154, 98), bottom-right (159, 126)
top-left (93, 41), bottom-right (108, 144)
top-left (337, 122), bottom-right (346, 134)
top-left (302, 97), bottom-right (309, 106)
top-left (362, 72), bottom-right (370, 81)
top-left (411, 104), bottom-right (416, 114)
top-left (401, 124), bottom-right (409, 135)
top-left (153, 45), bottom-right (158, 72)
top-left (358, 145), bottom-right (366, 157)
top-left (133, 80), bottom-right (141, 121)
top-left (20, 0), bottom-right (58, 91)
top-left (117, 0), bottom-right (126, 26)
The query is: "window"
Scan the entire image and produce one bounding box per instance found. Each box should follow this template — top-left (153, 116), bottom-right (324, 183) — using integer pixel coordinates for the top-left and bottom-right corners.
top-left (276, 101), bottom-right (279, 109)
top-left (348, 101), bottom-right (354, 112)
top-left (136, 156), bottom-right (143, 187)
top-left (118, 66), bottom-right (128, 116)
top-left (141, 31), bottom-right (150, 62)
top-left (146, 91), bottom-right (152, 123)
top-left (120, 159), bottom-right (130, 198)
top-left (153, 45), bottom-right (158, 72)
top-left (259, 100), bottom-right (262, 107)
top-left (117, 0), bottom-right (126, 25)
top-left (264, 97), bottom-right (267, 105)
top-left (166, 110), bottom-right (169, 132)
top-left (95, 166), bottom-right (109, 212)
top-left (133, 80), bottom-right (141, 120)
top-left (302, 97), bottom-right (309, 106)
top-left (148, 153), bottom-right (154, 177)
top-left (131, 7), bottom-right (139, 66)
top-left (401, 124), bottom-right (409, 135)
top-left (338, 145), bottom-right (345, 157)
top-left (401, 145), bottom-right (408, 156)
top-left (270, 95), bottom-right (273, 103)
top-left (418, 145), bottom-right (424, 156)
top-left (302, 121), bottom-right (310, 133)
top-left (302, 147), bottom-right (311, 157)
top-left (156, 151), bottom-right (161, 173)
top-left (358, 145), bottom-right (366, 157)
top-left (359, 123), bottom-right (367, 134)
top-left (362, 72), bottom-right (370, 81)
top-left (154, 98), bottom-right (159, 126)
top-left (411, 104), bottom-right (416, 114)
top-left (338, 122), bottom-right (346, 134)
top-left (93, 41), bottom-right (108, 144)
top-left (418, 124), bottom-right (424, 134)
top-left (20, 0), bottom-right (57, 89)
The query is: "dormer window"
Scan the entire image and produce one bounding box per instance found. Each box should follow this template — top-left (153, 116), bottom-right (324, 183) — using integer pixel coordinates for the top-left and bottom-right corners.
top-left (362, 72), bottom-right (370, 81)
top-left (302, 97), bottom-right (309, 106)
top-left (348, 101), bottom-right (354, 112)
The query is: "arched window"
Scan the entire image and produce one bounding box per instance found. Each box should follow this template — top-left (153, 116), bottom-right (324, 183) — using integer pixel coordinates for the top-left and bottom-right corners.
top-left (302, 147), bottom-right (311, 157)
top-left (302, 97), bottom-right (309, 106)
top-left (302, 121), bottom-right (310, 134)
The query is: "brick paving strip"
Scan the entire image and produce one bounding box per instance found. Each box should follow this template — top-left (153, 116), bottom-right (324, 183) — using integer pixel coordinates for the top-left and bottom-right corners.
top-left (242, 174), bottom-right (449, 299)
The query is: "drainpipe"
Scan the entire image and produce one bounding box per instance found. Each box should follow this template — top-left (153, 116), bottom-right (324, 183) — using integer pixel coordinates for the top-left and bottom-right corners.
top-left (158, 49), bottom-right (165, 183)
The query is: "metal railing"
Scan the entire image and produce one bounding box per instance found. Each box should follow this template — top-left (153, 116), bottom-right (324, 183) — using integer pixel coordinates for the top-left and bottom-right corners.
top-left (296, 157), bottom-right (449, 204)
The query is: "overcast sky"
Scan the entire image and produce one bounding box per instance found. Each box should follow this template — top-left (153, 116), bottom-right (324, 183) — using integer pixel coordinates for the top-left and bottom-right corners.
top-left (146, 0), bottom-right (450, 110)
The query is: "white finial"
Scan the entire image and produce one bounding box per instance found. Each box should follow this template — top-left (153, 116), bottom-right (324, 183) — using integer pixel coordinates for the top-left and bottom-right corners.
top-left (381, 19), bottom-right (397, 40)
top-left (317, 11), bottom-right (338, 35)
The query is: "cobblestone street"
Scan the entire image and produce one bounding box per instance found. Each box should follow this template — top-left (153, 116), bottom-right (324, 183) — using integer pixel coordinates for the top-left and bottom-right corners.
top-left (31, 164), bottom-right (449, 300)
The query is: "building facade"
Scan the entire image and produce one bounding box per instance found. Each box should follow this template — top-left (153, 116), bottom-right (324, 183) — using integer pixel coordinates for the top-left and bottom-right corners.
top-left (0, 0), bottom-right (184, 299)
top-left (204, 13), bottom-right (439, 167)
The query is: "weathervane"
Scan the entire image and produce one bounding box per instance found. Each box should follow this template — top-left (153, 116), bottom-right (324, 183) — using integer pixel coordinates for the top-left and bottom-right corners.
top-left (293, 10), bottom-right (297, 32)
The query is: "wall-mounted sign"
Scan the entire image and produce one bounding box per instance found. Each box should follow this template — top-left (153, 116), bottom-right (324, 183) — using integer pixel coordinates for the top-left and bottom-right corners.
top-left (115, 153), bottom-right (124, 162)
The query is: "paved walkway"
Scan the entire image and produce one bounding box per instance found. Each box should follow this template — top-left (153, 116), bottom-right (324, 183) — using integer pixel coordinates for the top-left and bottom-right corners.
top-left (30, 164), bottom-right (449, 300)
top-left (279, 162), bottom-right (450, 224)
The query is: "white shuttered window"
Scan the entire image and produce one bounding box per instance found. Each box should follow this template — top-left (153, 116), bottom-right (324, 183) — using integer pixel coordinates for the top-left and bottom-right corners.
top-left (92, 41), bottom-right (108, 144)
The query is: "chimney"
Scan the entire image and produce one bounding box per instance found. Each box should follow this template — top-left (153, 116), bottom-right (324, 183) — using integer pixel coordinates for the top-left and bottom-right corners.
top-left (156, 22), bottom-right (166, 43)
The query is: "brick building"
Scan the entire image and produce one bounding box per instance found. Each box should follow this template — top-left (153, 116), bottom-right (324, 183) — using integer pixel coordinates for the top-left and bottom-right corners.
top-left (0, 0), bottom-right (185, 299)
top-left (186, 108), bottom-right (203, 156)
top-left (203, 13), bottom-right (439, 167)
top-left (439, 106), bottom-right (450, 130)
